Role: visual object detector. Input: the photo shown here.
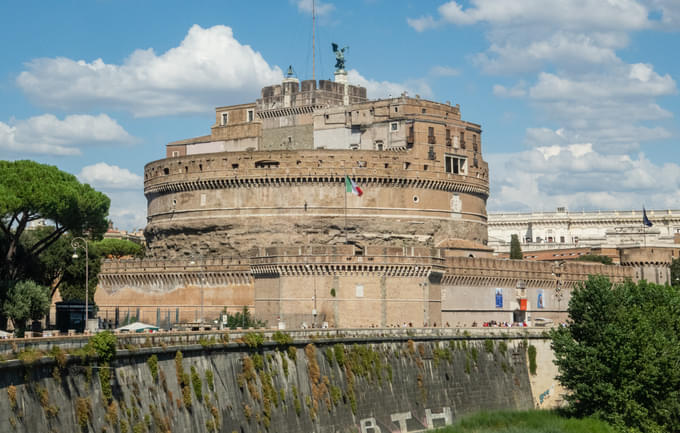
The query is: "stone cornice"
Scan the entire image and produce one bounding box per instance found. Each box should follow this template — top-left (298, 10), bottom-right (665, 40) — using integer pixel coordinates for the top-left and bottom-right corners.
top-left (144, 175), bottom-right (489, 197)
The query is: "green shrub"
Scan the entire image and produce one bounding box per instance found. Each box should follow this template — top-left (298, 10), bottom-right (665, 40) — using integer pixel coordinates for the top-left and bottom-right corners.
top-left (190, 365), bottom-right (203, 402)
top-left (272, 331), bottom-right (293, 346)
top-left (528, 345), bottom-right (537, 375)
top-left (205, 369), bottom-right (214, 392)
top-left (147, 355), bottom-right (159, 381)
top-left (242, 332), bottom-right (264, 348)
top-left (99, 365), bottom-right (113, 401)
top-left (333, 344), bottom-right (345, 367)
top-left (90, 331), bottom-right (117, 363)
top-left (484, 339), bottom-right (494, 353)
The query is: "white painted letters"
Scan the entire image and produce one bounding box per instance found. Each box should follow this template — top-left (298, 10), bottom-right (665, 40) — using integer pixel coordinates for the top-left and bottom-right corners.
top-left (360, 417), bottom-right (382, 433)
top-left (426, 407), bottom-right (452, 429)
top-left (390, 412), bottom-right (412, 432)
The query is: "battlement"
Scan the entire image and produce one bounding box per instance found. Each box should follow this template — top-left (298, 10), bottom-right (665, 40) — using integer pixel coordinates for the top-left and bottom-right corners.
top-left (145, 148), bottom-right (489, 195)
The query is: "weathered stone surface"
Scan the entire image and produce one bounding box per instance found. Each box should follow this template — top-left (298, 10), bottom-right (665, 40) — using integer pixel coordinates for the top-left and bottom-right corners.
top-left (0, 335), bottom-right (535, 433)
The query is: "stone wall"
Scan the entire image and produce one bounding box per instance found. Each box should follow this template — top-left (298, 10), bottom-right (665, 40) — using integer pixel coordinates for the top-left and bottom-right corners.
top-left (0, 330), bottom-right (544, 433)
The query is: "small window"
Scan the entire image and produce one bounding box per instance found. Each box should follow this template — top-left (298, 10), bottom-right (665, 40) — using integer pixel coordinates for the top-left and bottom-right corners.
top-left (394, 106), bottom-right (398, 112)
top-left (247, 109), bottom-right (254, 122)
top-left (200, 194), bottom-right (206, 206)
top-left (403, 162), bottom-right (411, 169)
top-left (421, 108), bottom-right (426, 114)
top-left (232, 163), bottom-right (239, 169)
top-left (460, 131), bottom-right (465, 149)
top-left (221, 113), bottom-right (229, 125)
top-left (375, 140), bottom-right (383, 151)
top-left (390, 122), bottom-right (398, 132)
top-left (384, 163), bottom-right (389, 168)
top-left (163, 168), bottom-right (169, 175)
top-left (423, 164), bottom-right (428, 171)
top-left (355, 285), bottom-right (364, 298)
top-left (199, 164), bottom-right (203, 171)
top-left (413, 196), bottom-right (419, 203)
top-left (172, 151), bottom-right (179, 157)
top-left (560, 236), bottom-right (565, 243)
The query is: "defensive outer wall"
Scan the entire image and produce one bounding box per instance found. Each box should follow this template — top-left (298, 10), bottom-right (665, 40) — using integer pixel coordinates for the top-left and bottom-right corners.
top-left (96, 245), bottom-right (635, 329)
top-left (0, 328), bottom-right (561, 433)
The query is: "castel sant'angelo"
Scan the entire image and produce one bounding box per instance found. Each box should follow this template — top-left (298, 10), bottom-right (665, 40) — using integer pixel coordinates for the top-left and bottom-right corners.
top-left (95, 53), bottom-right (672, 329)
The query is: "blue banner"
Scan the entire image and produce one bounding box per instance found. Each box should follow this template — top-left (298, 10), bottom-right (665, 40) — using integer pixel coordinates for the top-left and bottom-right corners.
top-left (538, 290), bottom-right (545, 309)
top-left (495, 288), bottom-right (503, 308)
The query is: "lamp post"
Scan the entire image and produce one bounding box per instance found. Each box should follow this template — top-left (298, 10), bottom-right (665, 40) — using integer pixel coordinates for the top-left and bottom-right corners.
top-left (71, 237), bottom-right (89, 333)
top-left (189, 255), bottom-right (205, 323)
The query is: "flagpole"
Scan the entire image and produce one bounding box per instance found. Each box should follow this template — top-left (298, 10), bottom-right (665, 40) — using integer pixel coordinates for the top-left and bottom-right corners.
top-left (344, 175), bottom-right (348, 244)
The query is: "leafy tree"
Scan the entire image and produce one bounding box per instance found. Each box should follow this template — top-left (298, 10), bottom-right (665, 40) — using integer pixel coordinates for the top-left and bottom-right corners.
top-left (93, 238), bottom-right (144, 259)
top-left (509, 234), bottom-right (523, 259)
top-left (0, 160), bottom-right (110, 282)
top-left (3, 280), bottom-right (50, 336)
top-left (551, 275), bottom-right (680, 432)
top-left (575, 254), bottom-right (613, 265)
top-left (671, 257), bottom-right (680, 287)
top-left (222, 306), bottom-right (266, 329)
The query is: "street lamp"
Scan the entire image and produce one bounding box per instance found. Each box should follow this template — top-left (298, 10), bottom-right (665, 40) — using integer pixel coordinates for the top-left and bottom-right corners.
top-left (189, 255), bottom-right (205, 323)
top-left (71, 237), bottom-right (89, 333)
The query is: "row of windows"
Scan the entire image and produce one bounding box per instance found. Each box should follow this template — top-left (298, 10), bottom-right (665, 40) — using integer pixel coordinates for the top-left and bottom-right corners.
top-left (220, 109), bottom-right (255, 126)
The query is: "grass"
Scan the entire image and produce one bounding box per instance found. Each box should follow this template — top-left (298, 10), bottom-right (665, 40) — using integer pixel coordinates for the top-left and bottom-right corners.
top-left (429, 410), bottom-right (616, 433)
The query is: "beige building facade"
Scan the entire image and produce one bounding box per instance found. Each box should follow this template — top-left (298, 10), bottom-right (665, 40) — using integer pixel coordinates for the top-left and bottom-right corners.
top-left (95, 73), bottom-right (672, 329)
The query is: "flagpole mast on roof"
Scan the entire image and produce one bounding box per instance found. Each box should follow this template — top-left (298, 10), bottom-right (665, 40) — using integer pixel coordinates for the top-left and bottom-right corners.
top-left (344, 175), bottom-right (348, 244)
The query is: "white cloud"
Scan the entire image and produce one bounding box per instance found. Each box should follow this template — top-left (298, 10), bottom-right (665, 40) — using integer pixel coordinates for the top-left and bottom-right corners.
top-left (493, 82), bottom-right (527, 98)
top-left (347, 69), bottom-right (432, 99)
top-left (529, 66), bottom-right (676, 102)
top-left (295, 0), bottom-right (334, 16)
top-left (106, 190), bottom-right (148, 232)
top-left (17, 25), bottom-right (283, 117)
top-left (487, 145), bottom-right (680, 212)
top-left (435, 0), bottom-right (650, 31)
top-left (0, 114), bottom-right (135, 156)
top-left (407, 15), bottom-right (439, 32)
top-left (78, 163), bottom-right (143, 190)
top-left (429, 65), bottom-right (460, 77)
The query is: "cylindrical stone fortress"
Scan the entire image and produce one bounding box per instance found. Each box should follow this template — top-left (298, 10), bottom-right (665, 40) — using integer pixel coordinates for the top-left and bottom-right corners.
top-left (143, 79), bottom-right (490, 259)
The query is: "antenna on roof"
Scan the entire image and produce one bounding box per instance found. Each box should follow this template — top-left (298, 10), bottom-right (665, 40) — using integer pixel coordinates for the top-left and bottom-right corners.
top-left (312, 0), bottom-right (316, 82)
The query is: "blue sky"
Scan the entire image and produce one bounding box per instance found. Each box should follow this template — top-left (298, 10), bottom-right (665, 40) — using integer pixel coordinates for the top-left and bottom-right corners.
top-left (1, 0), bottom-right (679, 231)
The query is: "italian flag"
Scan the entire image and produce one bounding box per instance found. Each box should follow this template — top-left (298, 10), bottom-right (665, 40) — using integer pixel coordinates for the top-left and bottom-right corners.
top-left (345, 175), bottom-right (363, 197)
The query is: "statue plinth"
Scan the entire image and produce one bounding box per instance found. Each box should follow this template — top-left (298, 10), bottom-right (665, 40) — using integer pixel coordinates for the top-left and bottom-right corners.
top-left (334, 70), bottom-right (348, 84)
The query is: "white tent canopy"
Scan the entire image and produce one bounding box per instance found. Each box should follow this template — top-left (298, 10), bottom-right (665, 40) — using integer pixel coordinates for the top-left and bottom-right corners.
top-left (116, 322), bottom-right (159, 333)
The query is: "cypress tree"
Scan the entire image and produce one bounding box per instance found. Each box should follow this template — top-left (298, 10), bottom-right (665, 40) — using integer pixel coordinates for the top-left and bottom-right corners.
top-left (509, 234), bottom-right (522, 259)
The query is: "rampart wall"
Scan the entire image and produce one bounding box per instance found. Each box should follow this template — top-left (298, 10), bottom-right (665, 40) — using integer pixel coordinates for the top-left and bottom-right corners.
top-left (0, 329), bottom-right (558, 433)
top-left (95, 247), bottom-right (636, 329)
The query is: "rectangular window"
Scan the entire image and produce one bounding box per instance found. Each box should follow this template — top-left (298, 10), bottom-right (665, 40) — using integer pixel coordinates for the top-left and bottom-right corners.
top-left (247, 109), bottom-right (254, 122)
top-left (445, 154), bottom-right (467, 175)
top-left (171, 151), bottom-right (179, 157)
top-left (560, 236), bottom-right (565, 243)
top-left (221, 113), bottom-right (229, 125)
top-left (355, 285), bottom-right (364, 298)
top-left (459, 131), bottom-right (465, 149)
top-left (200, 194), bottom-right (206, 206)
top-left (390, 122), bottom-right (399, 132)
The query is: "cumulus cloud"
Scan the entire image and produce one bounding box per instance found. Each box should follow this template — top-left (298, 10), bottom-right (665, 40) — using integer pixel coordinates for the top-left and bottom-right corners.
top-left (433, 0), bottom-right (650, 31)
top-left (106, 190), bottom-right (148, 232)
top-left (347, 69), bottom-right (432, 99)
top-left (78, 162), bottom-right (143, 190)
top-left (17, 25), bottom-right (283, 117)
top-left (487, 146), bottom-right (680, 212)
top-left (0, 114), bottom-right (135, 156)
